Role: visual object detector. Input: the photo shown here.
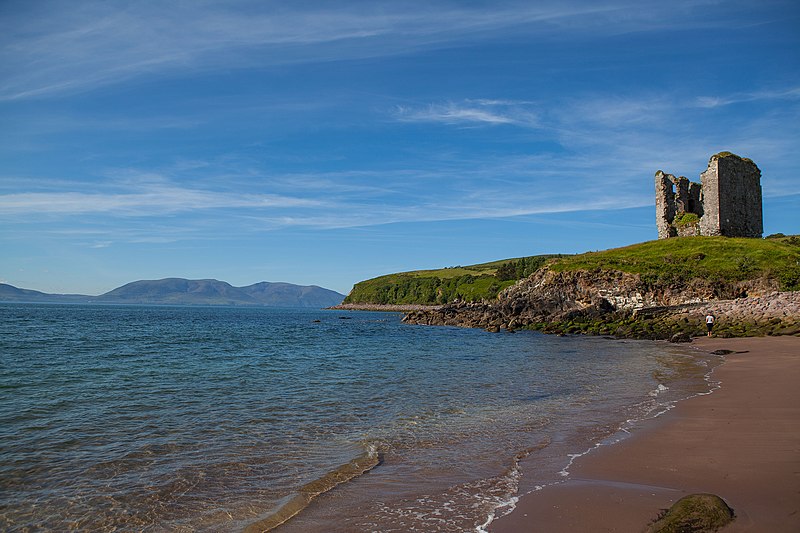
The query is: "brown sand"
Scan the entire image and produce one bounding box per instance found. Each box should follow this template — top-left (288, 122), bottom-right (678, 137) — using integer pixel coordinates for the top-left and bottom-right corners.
top-left (490, 336), bottom-right (800, 533)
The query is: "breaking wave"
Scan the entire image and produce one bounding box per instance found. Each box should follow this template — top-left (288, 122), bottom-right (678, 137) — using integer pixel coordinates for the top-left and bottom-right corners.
top-left (243, 443), bottom-right (381, 532)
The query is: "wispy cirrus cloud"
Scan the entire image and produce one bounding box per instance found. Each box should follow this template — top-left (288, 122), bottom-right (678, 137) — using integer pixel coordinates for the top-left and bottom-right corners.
top-left (0, 155), bottom-right (651, 235)
top-left (394, 100), bottom-right (540, 127)
top-left (0, 0), bottom-right (736, 101)
top-left (400, 85), bottom-right (799, 180)
top-left (694, 86), bottom-right (800, 108)
top-left (0, 184), bottom-right (322, 217)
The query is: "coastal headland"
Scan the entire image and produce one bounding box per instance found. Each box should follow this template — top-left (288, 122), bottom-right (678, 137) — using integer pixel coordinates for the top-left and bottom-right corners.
top-left (344, 154), bottom-right (790, 341)
top-left (338, 236), bottom-right (800, 340)
top-left (489, 335), bottom-right (800, 532)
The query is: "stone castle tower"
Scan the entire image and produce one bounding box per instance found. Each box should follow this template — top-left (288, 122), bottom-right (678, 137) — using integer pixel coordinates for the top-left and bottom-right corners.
top-left (655, 152), bottom-right (762, 239)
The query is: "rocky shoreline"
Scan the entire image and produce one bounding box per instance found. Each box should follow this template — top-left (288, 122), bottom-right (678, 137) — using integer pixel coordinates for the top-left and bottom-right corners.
top-left (404, 292), bottom-right (799, 339)
top-left (401, 267), bottom-right (800, 340)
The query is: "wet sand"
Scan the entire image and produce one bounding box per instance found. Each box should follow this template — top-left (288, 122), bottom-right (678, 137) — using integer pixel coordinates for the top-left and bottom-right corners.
top-left (490, 336), bottom-right (800, 532)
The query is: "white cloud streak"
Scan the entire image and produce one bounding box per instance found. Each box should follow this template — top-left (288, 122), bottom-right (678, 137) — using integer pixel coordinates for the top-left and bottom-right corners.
top-left (694, 87), bottom-right (800, 108)
top-left (0, 0), bottom-right (732, 101)
top-left (0, 186), bottom-right (321, 216)
top-left (394, 100), bottom-right (539, 127)
top-left (0, 159), bottom-right (653, 234)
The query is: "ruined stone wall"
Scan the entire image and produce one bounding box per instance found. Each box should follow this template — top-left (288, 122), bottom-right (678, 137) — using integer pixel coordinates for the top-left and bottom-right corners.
top-left (655, 152), bottom-right (762, 239)
top-left (700, 153), bottom-right (762, 238)
top-left (655, 171), bottom-right (677, 239)
top-left (655, 171), bottom-right (703, 239)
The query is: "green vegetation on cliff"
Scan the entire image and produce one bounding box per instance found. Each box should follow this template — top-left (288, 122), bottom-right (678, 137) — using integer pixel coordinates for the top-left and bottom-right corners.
top-left (343, 255), bottom-right (562, 305)
top-left (715, 150), bottom-right (755, 164)
top-left (345, 235), bottom-right (800, 306)
top-left (550, 235), bottom-right (800, 291)
top-left (673, 212), bottom-right (700, 227)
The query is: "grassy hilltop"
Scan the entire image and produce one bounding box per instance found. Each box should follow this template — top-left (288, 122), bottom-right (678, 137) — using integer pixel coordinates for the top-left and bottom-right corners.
top-left (343, 255), bottom-right (564, 305)
top-left (344, 235), bottom-right (800, 306)
top-left (550, 235), bottom-right (800, 290)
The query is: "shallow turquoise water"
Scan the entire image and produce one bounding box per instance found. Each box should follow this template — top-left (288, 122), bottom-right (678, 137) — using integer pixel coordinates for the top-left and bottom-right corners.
top-left (0, 303), bottom-right (713, 532)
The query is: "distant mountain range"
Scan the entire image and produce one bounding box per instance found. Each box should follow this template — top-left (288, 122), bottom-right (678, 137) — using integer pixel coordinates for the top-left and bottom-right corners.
top-left (0, 278), bottom-right (345, 308)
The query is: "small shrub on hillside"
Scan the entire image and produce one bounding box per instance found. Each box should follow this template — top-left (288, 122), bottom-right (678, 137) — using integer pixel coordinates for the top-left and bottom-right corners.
top-left (776, 265), bottom-right (800, 291)
top-left (673, 212), bottom-right (700, 227)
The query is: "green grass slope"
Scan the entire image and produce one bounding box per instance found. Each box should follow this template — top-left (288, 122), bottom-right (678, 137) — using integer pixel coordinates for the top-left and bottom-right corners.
top-left (345, 235), bottom-right (800, 306)
top-left (343, 255), bottom-right (563, 305)
top-left (550, 235), bottom-right (800, 290)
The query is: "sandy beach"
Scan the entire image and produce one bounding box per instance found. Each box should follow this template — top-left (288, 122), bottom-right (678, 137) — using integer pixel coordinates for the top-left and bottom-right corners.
top-left (490, 335), bottom-right (800, 532)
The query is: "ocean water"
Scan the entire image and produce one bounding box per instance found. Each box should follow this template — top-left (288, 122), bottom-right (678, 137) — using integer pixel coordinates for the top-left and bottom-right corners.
top-left (0, 304), bottom-right (717, 532)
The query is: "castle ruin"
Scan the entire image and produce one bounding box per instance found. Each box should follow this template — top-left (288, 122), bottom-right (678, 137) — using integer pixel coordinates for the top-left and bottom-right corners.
top-left (655, 152), bottom-right (762, 239)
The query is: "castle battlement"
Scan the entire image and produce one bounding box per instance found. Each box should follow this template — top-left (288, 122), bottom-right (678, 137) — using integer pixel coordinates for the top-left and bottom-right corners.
top-left (655, 152), bottom-right (762, 239)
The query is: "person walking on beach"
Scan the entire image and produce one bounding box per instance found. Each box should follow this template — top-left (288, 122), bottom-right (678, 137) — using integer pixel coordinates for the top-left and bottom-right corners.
top-left (706, 313), bottom-right (715, 337)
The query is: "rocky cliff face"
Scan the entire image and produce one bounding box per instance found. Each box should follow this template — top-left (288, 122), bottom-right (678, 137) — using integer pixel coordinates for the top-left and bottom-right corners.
top-left (402, 267), bottom-right (791, 338)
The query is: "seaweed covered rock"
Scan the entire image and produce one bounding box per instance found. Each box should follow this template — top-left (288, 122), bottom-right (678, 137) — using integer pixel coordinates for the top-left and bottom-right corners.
top-left (648, 493), bottom-right (734, 532)
top-left (670, 332), bottom-right (693, 343)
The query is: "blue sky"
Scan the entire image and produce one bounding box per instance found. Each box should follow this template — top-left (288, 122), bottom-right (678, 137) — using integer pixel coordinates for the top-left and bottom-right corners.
top-left (1, 0), bottom-right (799, 296)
